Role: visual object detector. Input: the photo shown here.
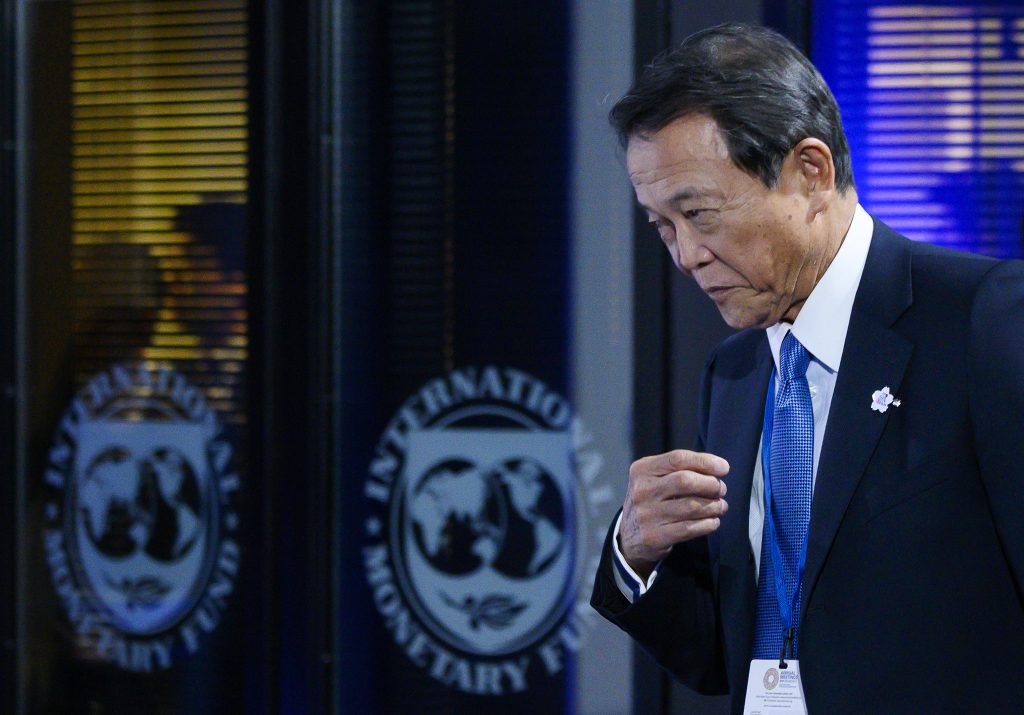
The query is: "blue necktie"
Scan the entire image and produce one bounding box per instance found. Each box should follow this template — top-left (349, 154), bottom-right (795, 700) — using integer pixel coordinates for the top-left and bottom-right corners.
top-left (752, 332), bottom-right (814, 660)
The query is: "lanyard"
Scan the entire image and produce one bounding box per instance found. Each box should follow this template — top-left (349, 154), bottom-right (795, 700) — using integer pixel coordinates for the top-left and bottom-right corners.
top-left (761, 369), bottom-right (810, 666)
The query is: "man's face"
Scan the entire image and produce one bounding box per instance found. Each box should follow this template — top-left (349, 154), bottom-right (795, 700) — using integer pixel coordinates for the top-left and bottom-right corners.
top-left (627, 113), bottom-right (829, 329)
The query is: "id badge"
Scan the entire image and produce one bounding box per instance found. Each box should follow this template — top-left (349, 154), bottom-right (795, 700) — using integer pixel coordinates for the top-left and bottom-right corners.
top-left (741, 659), bottom-right (808, 714)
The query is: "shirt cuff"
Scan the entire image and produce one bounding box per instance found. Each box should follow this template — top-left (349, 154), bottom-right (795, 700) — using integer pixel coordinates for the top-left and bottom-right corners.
top-left (611, 511), bottom-right (660, 604)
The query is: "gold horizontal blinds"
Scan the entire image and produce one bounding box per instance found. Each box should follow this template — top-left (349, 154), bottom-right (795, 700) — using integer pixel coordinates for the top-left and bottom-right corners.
top-left (71, 0), bottom-right (249, 423)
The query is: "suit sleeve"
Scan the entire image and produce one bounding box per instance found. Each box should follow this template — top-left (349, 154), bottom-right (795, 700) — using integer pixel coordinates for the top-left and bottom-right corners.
top-left (970, 260), bottom-right (1024, 603)
top-left (589, 350), bottom-right (728, 695)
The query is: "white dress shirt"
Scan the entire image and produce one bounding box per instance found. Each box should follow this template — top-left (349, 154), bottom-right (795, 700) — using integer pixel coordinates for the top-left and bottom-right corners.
top-left (613, 204), bottom-right (875, 601)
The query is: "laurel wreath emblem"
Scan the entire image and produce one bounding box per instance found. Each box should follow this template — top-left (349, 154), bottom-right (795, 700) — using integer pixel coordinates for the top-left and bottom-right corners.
top-left (441, 592), bottom-right (528, 631)
top-left (104, 575), bottom-right (172, 611)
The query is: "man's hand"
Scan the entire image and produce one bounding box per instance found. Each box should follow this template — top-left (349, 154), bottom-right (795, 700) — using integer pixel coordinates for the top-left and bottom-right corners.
top-left (618, 449), bottom-right (730, 581)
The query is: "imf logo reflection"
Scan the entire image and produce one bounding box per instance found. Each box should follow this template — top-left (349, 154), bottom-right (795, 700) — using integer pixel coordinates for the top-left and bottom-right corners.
top-left (44, 363), bottom-right (240, 671)
top-left (75, 437), bottom-right (209, 636)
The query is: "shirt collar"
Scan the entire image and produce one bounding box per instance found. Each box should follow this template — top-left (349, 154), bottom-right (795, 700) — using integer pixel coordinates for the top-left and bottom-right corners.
top-left (767, 203), bottom-right (873, 374)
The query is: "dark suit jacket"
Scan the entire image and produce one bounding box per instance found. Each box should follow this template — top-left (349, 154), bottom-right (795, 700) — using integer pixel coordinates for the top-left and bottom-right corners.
top-left (592, 219), bottom-right (1024, 713)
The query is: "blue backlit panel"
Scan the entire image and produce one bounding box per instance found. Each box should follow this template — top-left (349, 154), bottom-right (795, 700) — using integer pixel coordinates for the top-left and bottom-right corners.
top-left (813, 1), bottom-right (1024, 258)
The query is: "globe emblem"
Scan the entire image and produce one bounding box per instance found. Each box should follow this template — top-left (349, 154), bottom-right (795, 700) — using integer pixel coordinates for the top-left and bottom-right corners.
top-left (71, 421), bottom-right (213, 636)
top-left (397, 429), bottom-right (577, 657)
top-left (80, 446), bottom-right (202, 564)
top-left (410, 457), bottom-right (565, 581)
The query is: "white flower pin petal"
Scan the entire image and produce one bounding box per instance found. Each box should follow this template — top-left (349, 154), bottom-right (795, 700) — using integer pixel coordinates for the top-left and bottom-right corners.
top-left (870, 386), bottom-right (900, 413)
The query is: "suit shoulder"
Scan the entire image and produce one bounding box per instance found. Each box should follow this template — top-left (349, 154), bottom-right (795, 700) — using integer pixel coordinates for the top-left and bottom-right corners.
top-left (906, 236), bottom-right (1002, 291)
top-left (873, 221), bottom-right (1022, 330)
top-left (872, 218), bottom-right (996, 281)
top-left (867, 221), bottom-right (1003, 313)
top-left (971, 259), bottom-right (1024, 330)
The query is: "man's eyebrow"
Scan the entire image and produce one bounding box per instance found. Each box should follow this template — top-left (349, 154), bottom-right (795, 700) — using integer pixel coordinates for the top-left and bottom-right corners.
top-left (668, 187), bottom-right (716, 203)
top-left (634, 187), bottom-right (719, 212)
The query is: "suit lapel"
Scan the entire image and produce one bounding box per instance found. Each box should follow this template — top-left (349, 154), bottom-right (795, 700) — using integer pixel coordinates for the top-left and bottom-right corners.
top-left (800, 221), bottom-right (914, 619)
top-left (715, 337), bottom-right (772, 571)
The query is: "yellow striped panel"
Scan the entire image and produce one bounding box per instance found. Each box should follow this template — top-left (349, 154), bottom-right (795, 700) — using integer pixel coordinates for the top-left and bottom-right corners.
top-left (71, 0), bottom-right (249, 425)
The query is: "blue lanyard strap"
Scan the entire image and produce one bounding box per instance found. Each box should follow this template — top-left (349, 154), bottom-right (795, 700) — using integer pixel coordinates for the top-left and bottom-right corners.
top-left (760, 369), bottom-right (811, 663)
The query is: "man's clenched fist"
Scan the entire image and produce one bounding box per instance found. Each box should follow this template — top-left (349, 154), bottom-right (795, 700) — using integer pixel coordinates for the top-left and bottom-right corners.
top-left (618, 449), bottom-right (730, 581)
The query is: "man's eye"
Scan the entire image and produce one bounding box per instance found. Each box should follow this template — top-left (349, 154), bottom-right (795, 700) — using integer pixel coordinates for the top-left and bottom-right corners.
top-left (682, 209), bottom-right (705, 219)
top-left (649, 219), bottom-right (673, 239)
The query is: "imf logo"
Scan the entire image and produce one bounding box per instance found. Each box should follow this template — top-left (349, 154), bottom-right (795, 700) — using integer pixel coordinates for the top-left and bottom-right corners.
top-left (364, 366), bottom-right (611, 695)
top-left (43, 363), bottom-right (240, 672)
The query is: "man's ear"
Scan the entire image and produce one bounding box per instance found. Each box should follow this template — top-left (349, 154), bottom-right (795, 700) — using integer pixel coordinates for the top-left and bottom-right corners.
top-left (791, 137), bottom-right (836, 219)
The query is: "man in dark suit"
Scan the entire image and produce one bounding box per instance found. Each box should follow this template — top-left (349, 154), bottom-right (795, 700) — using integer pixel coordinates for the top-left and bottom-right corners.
top-left (591, 23), bottom-right (1024, 713)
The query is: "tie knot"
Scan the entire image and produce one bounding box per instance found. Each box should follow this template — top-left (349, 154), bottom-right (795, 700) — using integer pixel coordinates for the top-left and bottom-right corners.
top-left (779, 332), bottom-right (809, 382)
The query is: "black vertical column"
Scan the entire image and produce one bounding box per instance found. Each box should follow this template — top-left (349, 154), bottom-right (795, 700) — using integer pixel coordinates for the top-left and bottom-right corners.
top-left (451, 2), bottom-right (571, 388)
top-left (253, 0), bottom-right (334, 711)
top-left (335, 1), bottom-right (580, 713)
top-left (328, 0), bottom-right (390, 707)
top-left (0, 0), bottom-right (19, 710)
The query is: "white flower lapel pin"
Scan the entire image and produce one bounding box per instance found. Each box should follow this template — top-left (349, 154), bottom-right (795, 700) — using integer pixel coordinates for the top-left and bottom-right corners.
top-left (870, 386), bottom-right (901, 413)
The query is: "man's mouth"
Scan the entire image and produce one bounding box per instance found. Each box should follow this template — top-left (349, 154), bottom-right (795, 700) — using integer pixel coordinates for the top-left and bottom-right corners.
top-left (705, 286), bottom-right (736, 301)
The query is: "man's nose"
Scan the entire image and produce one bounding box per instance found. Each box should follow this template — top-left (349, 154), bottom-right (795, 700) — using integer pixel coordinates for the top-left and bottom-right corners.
top-left (674, 226), bottom-right (712, 272)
